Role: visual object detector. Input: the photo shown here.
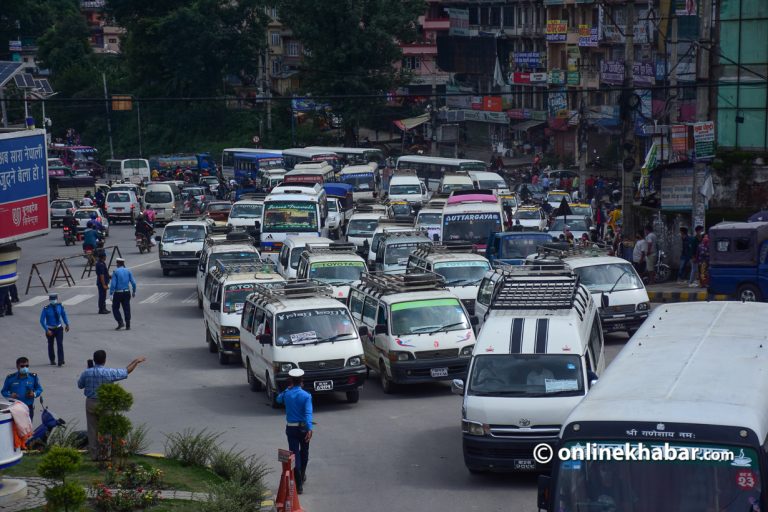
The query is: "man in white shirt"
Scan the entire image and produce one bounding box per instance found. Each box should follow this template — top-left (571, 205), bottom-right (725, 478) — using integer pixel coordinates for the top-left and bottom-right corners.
top-left (632, 232), bottom-right (647, 276)
top-left (644, 224), bottom-right (658, 284)
top-left (81, 193), bottom-right (94, 207)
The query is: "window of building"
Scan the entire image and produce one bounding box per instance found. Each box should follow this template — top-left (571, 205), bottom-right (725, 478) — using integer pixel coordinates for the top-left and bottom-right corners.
top-left (503, 6), bottom-right (514, 27)
top-left (270, 31), bottom-right (281, 47)
top-left (490, 6), bottom-right (500, 26)
top-left (480, 6), bottom-right (489, 26)
top-left (402, 57), bottom-right (421, 71)
top-left (469, 7), bottom-right (478, 25)
top-left (272, 60), bottom-right (281, 75)
top-left (286, 40), bottom-right (300, 57)
top-left (108, 38), bottom-right (117, 44)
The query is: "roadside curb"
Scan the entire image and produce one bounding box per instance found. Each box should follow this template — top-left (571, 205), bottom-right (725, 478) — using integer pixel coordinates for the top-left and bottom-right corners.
top-left (647, 290), bottom-right (729, 303)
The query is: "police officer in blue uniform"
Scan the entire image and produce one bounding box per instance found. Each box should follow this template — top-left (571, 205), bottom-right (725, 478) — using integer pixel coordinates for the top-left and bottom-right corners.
top-left (109, 257), bottom-right (136, 330)
top-left (277, 368), bottom-right (313, 494)
top-left (2, 357), bottom-right (43, 421)
top-left (40, 293), bottom-right (70, 366)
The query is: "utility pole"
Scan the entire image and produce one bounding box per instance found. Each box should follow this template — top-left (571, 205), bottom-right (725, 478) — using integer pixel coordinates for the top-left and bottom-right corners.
top-left (102, 73), bottom-right (114, 159)
top-left (430, 65), bottom-right (438, 156)
top-left (693, 0), bottom-right (713, 229)
top-left (668, 15), bottom-right (679, 124)
top-left (265, 49), bottom-right (272, 132)
top-left (621, 0), bottom-right (636, 235)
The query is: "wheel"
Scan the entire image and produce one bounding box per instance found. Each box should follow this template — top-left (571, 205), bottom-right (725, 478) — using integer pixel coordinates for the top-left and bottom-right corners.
top-left (656, 264), bottom-right (671, 283)
top-left (206, 327), bottom-right (217, 353)
top-left (247, 360), bottom-right (263, 391)
top-left (265, 374), bottom-right (280, 409)
top-left (345, 389), bottom-right (360, 403)
top-left (737, 283), bottom-right (761, 302)
top-left (197, 295), bottom-right (203, 310)
top-left (138, 246), bottom-right (145, 254)
top-left (379, 360), bottom-right (394, 394)
top-left (130, 212), bottom-right (136, 225)
top-left (218, 350), bottom-right (230, 365)
top-left (162, 268), bottom-right (170, 276)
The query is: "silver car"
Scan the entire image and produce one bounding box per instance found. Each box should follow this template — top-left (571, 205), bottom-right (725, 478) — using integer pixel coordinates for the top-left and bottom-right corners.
top-left (73, 207), bottom-right (110, 236)
top-left (50, 199), bottom-right (79, 226)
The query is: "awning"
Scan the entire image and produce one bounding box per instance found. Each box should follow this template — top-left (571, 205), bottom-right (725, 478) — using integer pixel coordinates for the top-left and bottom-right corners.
top-left (393, 113), bottom-right (430, 132)
top-left (510, 120), bottom-right (546, 132)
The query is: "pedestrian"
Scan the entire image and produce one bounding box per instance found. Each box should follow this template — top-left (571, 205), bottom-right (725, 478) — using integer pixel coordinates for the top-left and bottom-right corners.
top-left (277, 368), bottom-right (313, 494)
top-left (95, 251), bottom-right (110, 314)
top-left (697, 233), bottom-right (710, 287)
top-left (594, 204), bottom-right (605, 238)
top-left (77, 350), bottom-right (146, 460)
top-left (572, 175), bottom-right (580, 196)
top-left (40, 293), bottom-right (70, 366)
top-left (688, 225), bottom-right (704, 286)
top-left (109, 258), bottom-right (136, 330)
top-left (541, 174), bottom-right (551, 192)
top-left (9, 283), bottom-right (18, 303)
top-left (632, 232), bottom-right (647, 277)
top-left (2, 357), bottom-right (43, 421)
top-left (677, 227), bottom-right (694, 284)
top-left (0, 284), bottom-right (11, 317)
top-left (644, 224), bottom-right (658, 285)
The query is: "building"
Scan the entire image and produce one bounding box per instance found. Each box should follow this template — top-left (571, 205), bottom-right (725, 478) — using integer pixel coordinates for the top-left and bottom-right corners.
top-left (265, 8), bottom-right (303, 96)
top-left (80, 0), bottom-right (126, 54)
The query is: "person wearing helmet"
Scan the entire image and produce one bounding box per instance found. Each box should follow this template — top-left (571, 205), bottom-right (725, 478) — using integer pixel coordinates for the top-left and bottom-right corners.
top-left (89, 212), bottom-right (105, 234)
top-left (134, 213), bottom-right (154, 245)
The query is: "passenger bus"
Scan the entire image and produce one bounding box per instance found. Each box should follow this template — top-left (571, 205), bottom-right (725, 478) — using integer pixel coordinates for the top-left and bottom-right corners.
top-left (339, 164), bottom-right (378, 200)
top-left (538, 301), bottom-right (768, 512)
top-left (441, 190), bottom-right (504, 249)
top-left (47, 144), bottom-right (101, 176)
top-left (284, 162), bottom-right (336, 185)
top-left (282, 148), bottom-right (341, 171)
top-left (395, 155), bottom-right (485, 190)
top-left (221, 148), bottom-right (283, 179)
top-left (104, 158), bottom-right (150, 184)
top-left (233, 152), bottom-right (284, 182)
top-left (260, 186), bottom-right (329, 261)
top-left (306, 146), bottom-right (383, 165)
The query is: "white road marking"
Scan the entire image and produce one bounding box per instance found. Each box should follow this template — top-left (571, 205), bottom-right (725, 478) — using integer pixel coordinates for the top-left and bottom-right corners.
top-left (140, 292), bottom-right (170, 304)
top-left (61, 294), bottom-right (93, 306)
top-left (16, 295), bottom-right (50, 307)
top-left (181, 293), bottom-right (198, 304)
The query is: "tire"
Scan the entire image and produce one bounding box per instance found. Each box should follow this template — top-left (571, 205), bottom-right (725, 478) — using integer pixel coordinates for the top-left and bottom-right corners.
top-left (379, 360), bottom-right (394, 394)
top-left (218, 350), bottom-right (230, 365)
top-left (265, 374), bottom-right (280, 409)
top-left (247, 360), bottom-right (263, 392)
top-left (162, 268), bottom-right (170, 276)
top-left (346, 389), bottom-right (360, 404)
top-left (197, 295), bottom-right (203, 310)
top-left (206, 327), bottom-right (217, 353)
top-left (737, 283), bottom-right (761, 302)
top-left (656, 264), bottom-right (671, 283)
top-left (138, 246), bottom-right (145, 254)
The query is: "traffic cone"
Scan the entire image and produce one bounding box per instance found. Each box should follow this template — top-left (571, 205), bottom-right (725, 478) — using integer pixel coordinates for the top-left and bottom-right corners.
top-left (276, 450), bottom-right (304, 512)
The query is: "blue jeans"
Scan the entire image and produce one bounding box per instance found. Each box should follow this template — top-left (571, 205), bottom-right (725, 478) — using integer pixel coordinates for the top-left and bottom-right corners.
top-left (678, 257), bottom-right (691, 280)
top-left (286, 426), bottom-right (310, 481)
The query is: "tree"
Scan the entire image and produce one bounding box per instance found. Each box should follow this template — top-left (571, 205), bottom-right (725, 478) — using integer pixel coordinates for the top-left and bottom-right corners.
top-left (278, 0), bottom-right (425, 144)
top-left (36, 5), bottom-right (92, 76)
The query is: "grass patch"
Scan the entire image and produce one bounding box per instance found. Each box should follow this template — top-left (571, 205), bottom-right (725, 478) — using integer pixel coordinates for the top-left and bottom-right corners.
top-left (3, 453), bottom-right (223, 492)
top-left (26, 499), bottom-right (207, 511)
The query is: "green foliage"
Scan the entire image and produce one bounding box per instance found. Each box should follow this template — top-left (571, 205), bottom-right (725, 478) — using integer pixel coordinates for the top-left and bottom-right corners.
top-left (105, 462), bottom-right (164, 489)
top-left (200, 479), bottom-right (266, 512)
top-left (164, 428), bottom-right (222, 467)
top-left (96, 383), bottom-right (134, 413)
top-left (37, 446), bottom-right (82, 481)
top-left (124, 423), bottom-right (151, 456)
top-left (95, 383), bottom-right (134, 467)
top-left (208, 446), bottom-right (271, 490)
top-left (93, 482), bottom-right (161, 511)
top-left (99, 414), bottom-right (132, 441)
top-left (44, 481), bottom-right (87, 512)
top-left (36, 5), bottom-right (92, 75)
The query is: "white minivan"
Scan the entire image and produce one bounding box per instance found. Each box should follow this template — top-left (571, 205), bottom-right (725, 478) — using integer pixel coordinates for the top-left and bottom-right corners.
top-left (142, 184), bottom-right (178, 225)
top-left (388, 172), bottom-right (429, 205)
top-left (239, 281), bottom-right (367, 406)
top-left (453, 266), bottom-right (604, 473)
top-left (276, 236), bottom-right (333, 279)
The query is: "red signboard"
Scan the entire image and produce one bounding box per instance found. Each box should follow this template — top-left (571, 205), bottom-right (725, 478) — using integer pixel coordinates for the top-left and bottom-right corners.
top-left (483, 96), bottom-right (502, 112)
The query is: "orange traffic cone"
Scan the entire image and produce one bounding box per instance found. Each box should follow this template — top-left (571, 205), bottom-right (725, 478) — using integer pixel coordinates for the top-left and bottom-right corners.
top-left (276, 449), bottom-right (304, 512)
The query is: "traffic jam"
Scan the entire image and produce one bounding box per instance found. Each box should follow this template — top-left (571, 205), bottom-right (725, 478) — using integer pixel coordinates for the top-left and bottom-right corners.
top-left (3, 132), bottom-right (765, 511)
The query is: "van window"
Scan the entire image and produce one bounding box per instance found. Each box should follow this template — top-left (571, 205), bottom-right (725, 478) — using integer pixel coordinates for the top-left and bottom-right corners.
top-left (242, 302), bottom-right (256, 332)
top-left (144, 191), bottom-right (172, 203)
top-left (735, 237), bottom-right (751, 252)
top-left (107, 192), bottom-right (131, 202)
top-left (377, 305), bottom-right (388, 327)
top-left (588, 318), bottom-right (602, 366)
top-left (362, 297), bottom-right (378, 325)
top-left (477, 278), bottom-right (494, 306)
top-left (391, 298), bottom-right (469, 335)
top-left (468, 354), bottom-right (584, 397)
top-left (349, 290), bottom-right (364, 318)
top-left (715, 239), bottom-right (730, 252)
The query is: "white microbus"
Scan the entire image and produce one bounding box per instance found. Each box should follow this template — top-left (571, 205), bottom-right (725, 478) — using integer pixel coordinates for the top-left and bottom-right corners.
top-left (105, 159), bottom-right (150, 184)
top-left (282, 148), bottom-right (341, 171)
top-left (395, 156), bottom-right (485, 191)
top-left (306, 146), bottom-right (383, 165)
top-left (260, 188), bottom-right (329, 262)
top-left (441, 190), bottom-right (504, 249)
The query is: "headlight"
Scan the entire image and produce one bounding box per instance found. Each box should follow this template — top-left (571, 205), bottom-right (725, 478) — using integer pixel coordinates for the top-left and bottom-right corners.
top-left (462, 420), bottom-right (487, 436)
top-left (636, 301), bottom-right (650, 312)
top-left (161, 250), bottom-right (170, 256)
top-left (221, 326), bottom-right (240, 336)
top-left (460, 345), bottom-right (475, 357)
top-left (388, 351), bottom-right (412, 362)
top-left (346, 355), bottom-right (364, 367)
top-left (273, 362), bottom-right (295, 373)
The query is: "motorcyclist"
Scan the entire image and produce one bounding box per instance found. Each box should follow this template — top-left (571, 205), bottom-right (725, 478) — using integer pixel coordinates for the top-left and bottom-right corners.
top-left (143, 206), bottom-right (156, 226)
top-left (82, 221), bottom-right (101, 252)
top-left (62, 210), bottom-right (78, 240)
top-left (134, 214), bottom-right (154, 244)
top-left (89, 212), bottom-right (105, 234)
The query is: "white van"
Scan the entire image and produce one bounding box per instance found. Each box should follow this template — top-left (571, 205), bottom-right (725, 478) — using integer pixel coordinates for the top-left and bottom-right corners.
top-left (142, 184), bottom-right (178, 225)
top-left (372, 231), bottom-right (433, 274)
top-left (240, 280), bottom-right (367, 406)
top-left (104, 190), bottom-right (140, 224)
top-left (468, 171), bottom-right (510, 194)
top-left (276, 235), bottom-right (333, 279)
top-left (365, 219), bottom-right (417, 266)
top-left (156, 220), bottom-right (210, 276)
top-left (345, 209), bottom-right (383, 251)
top-left (348, 272), bottom-right (476, 393)
top-left (296, 243), bottom-right (366, 300)
top-left (438, 173), bottom-right (475, 195)
top-left (452, 266), bottom-right (604, 473)
top-left (414, 206), bottom-right (443, 241)
top-left (388, 171), bottom-right (429, 205)
top-left (196, 232), bottom-right (260, 308)
top-left (405, 244), bottom-right (490, 317)
top-left (202, 261), bottom-right (285, 364)
top-left (527, 247), bottom-right (651, 335)
top-left (105, 158), bottom-right (150, 184)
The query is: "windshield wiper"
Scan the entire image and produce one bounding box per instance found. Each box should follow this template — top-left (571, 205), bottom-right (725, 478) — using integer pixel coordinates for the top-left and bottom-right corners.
top-left (427, 321), bottom-right (467, 335)
top-left (606, 268), bottom-right (630, 294)
top-left (315, 333), bottom-right (354, 344)
top-left (444, 279), bottom-right (470, 286)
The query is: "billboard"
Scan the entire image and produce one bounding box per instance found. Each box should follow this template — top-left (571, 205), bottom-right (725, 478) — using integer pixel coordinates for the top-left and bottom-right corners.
top-left (546, 20), bottom-right (567, 42)
top-left (0, 130), bottom-right (50, 245)
top-left (447, 9), bottom-right (469, 36)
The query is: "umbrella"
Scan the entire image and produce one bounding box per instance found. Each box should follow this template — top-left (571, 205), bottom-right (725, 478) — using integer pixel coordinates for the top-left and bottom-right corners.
top-left (748, 211), bottom-right (768, 222)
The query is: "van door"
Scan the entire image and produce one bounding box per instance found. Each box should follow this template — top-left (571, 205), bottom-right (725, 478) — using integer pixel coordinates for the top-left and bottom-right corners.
top-left (588, 316), bottom-right (606, 375)
top-left (475, 277), bottom-right (495, 329)
top-left (252, 308), bottom-right (269, 379)
top-left (278, 245), bottom-right (290, 276)
top-left (360, 296), bottom-right (379, 363)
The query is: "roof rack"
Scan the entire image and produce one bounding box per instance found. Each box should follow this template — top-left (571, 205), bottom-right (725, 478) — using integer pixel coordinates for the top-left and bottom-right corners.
top-left (205, 231), bottom-right (255, 246)
top-left (533, 244), bottom-right (610, 260)
top-left (411, 242), bottom-right (476, 257)
top-left (358, 271), bottom-right (444, 295)
top-left (488, 266), bottom-right (586, 313)
top-left (304, 242), bottom-right (358, 254)
top-left (176, 212), bottom-right (206, 221)
top-left (248, 279), bottom-right (333, 307)
top-left (210, 260), bottom-right (278, 279)
top-left (353, 203), bottom-right (387, 213)
top-left (237, 193), bottom-right (267, 201)
top-left (380, 229), bottom-right (429, 238)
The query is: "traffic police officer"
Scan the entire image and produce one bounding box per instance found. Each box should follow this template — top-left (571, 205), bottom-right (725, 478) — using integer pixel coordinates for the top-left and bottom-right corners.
top-left (2, 357), bottom-right (43, 421)
top-left (277, 368), bottom-right (313, 494)
top-left (109, 257), bottom-right (136, 330)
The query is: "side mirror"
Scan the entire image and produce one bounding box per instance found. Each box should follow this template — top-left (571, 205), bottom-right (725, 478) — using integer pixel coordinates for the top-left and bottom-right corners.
top-left (154, 236), bottom-right (162, 242)
top-left (470, 316), bottom-right (479, 326)
top-left (601, 293), bottom-right (609, 308)
top-left (537, 475), bottom-right (552, 511)
top-left (210, 302), bottom-right (220, 311)
top-left (374, 324), bottom-right (388, 335)
top-left (358, 326), bottom-right (369, 337)
top-left (451, 379), bottom-right (465, 395)
top-left (258, 333), bottom-right (272, 345)
top-left (587, 370), bottom-right (599, 388)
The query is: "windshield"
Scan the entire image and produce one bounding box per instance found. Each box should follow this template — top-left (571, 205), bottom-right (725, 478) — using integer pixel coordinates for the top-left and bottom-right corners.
top-left (163, 225), bottom-right (206, 242)
top-left (342, 173), bottom-right (375, 191)
top-left (501, 237), bottom-right (546, 259)
top-left (434, 261), bottom-right (490, 285)
top-left (573, 263), bottom-right (644, 292)
top-left (441, 182), bottom-right (473, 193)
top-left (52, 201), bottom-right (73, 209)
top-left (417, 212), bottom-right (442, 225)
top-left (327, 201), bottom-right (338, 212)
top-left (207, 251), bottom-right (258, 270)
top-left (230, 204), bottom-right (263, 218)
top-left (443, 213), bottom-right (502, 245)
top-left (551, 218), bottom-right (589, 231)
top-left (502, 197), bottom-right (518, 208)
top-left (275, 308), bottom-right (356, 346)
top-left (390, 184), bottom-right (421, 195)
top-left (183, 188), bottom-right (205, 197)
top-left (548, 194), bottom-right (571, 203)
top-left (144, 191), bottom-right (172, 203)
top-left (479, 179), bottom-right (506, 190)
top-left (469, 354), bottom-right (584, 397)
top-left (222, 283), bottom-right (257, 314)
top-left (347, 218), bottom-right (379, 236)
top-left (208, 203), bottom-right (231, 212)
top-left (391, 298), bottom-right (469, 336)
top-left (384, 243), bottom-right (428, 266)
top-left (263, 201), bottom-right (318, 232)
top-left (571, 206), bottom-right (591, 217)
top-left (553, 443), bottom-right (760, 512)
top-left (516, 210), bottom-right (541, 220)
top-left (107, 192), bottom-right (131, 202)
top-left (75, 210), bottom-right (99, 219)
top-left (309, 261), bottom-right (365, 283)
top-left (390, 204), bottom-right (413, 216)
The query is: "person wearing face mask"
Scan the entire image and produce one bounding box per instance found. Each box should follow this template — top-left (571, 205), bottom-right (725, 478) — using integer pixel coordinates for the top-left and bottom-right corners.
top-left (40, 293), bottom-right (70, 366)
top-left (2, 357), bottom-right (43, 421)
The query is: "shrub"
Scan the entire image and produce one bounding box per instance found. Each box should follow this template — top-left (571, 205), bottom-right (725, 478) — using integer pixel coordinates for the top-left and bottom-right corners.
top-left (96, 383), bottom-right (134, 467)
top-left (93, 483), bottom-right (161, 512)
top-left (230, 454), bottom-right (271, 490)
top-left (105, 462), bottom-right (164, 490)
top-left (124, 423), bottom-right (150, 456)
top-left (43, 420), bottom-right (86, 452)
top-left (208, 446), bottom-right (246, 481)
top-left (45, 481), bottom-right (87, 512)
top-left (200, 480), bottom-right (265, 512)
top-left (163, 428), bottom-right (221, 467)
top-left (37, 447), bottom-right (86, 512)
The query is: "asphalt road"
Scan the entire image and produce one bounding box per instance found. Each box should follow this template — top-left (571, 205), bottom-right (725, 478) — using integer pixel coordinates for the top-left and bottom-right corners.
top-left (4, 223), bottom-right (630, 512)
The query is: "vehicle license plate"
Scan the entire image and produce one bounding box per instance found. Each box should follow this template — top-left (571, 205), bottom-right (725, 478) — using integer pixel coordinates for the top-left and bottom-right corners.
top-left (611, 323), bottom-right (626, 331)
top-left (115, 207), bottom-right (124, 211)
top-left (514, 459), bottom-right (536, 470)
top-left (314, 380), bottom-right (333, 391)
top-left (178, 261), bottom-right (189, 266)
top-left (430, 367), bottom-right (449, 378)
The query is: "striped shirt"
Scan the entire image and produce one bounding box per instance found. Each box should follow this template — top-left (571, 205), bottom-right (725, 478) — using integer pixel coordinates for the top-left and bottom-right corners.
top-left (77, 365), bottom-right (129, 399)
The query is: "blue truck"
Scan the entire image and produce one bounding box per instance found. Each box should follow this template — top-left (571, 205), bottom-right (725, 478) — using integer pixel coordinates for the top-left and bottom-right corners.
top-left (708, 221), bottom-right (768, 301)
top-left (484, 231), bottom-right (554, 266)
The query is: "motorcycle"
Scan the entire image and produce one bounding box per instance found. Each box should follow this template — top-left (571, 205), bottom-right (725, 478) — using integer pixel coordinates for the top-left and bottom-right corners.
top-left (655, 249), bottom-right (671, 283)
top-left (136, 233), bottom-right (152, 254)
top-left (63, 226), bottom-right (76, 246)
